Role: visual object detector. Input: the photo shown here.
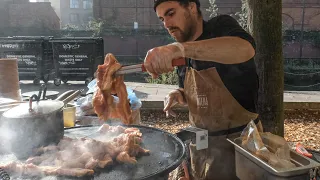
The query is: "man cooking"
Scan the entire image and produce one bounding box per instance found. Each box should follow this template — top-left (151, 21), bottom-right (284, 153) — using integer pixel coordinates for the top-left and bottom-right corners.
top-left (144, 0), bottom-right (261, 179)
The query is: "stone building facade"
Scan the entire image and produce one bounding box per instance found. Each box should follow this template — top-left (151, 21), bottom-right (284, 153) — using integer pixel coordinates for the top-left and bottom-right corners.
top-left (48, 0), bottom-right (93, 28)
top-left (0, 0), bottom-right (60, 35)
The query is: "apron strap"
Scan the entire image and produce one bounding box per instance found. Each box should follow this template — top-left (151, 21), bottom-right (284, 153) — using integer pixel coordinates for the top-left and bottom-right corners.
top-left (187, 58), bottom-right (191, 68)
top-left (208, 118), bottom-right (260, 137)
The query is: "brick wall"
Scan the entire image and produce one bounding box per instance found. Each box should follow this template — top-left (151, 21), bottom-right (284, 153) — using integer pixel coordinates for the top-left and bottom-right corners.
top-left (93, 0), bottom-right (320, 59)
top-left (8, 2), bottom-right (60, 30)
top-left (283, 0), bottom-right (320, 30)
top-left (0, 2), bottom-right (10, 29)
top-left (92, 0), bottom-right (220, 29)
top-left (93, 0), bottom-right (320, 31)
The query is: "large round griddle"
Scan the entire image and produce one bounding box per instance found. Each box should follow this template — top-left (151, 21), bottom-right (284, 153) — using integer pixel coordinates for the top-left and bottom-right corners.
top-left (0, 124), bottom-right (186, 180)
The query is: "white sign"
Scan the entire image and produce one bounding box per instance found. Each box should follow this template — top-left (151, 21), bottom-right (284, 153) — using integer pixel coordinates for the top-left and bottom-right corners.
top-left (6, 54), bottom-right (37, 66)
top-left (196, 130), bottom-right (208, 150)
top-left (134, 22), bottom-right (138, 29)
top-left (0, 44), bottom-right (19, 49)
top-left (62, 44), bottom-right (80, 50)
top-left (58, 54), bottom-right (88, 65)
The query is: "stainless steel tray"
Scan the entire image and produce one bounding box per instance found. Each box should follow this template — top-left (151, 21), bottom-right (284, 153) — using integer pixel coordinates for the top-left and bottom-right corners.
top-left (228, 137), bottom-right (320, 180)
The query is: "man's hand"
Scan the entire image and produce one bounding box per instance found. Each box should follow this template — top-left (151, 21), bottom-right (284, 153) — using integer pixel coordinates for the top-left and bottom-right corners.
top-left (144, 42), bottom-right (185, 79)
top-left (163, 89), bottom-right (186, 118)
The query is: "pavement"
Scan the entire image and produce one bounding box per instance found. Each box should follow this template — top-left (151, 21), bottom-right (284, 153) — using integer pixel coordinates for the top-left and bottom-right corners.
top-left (17, 80), bottom-right (320, 110)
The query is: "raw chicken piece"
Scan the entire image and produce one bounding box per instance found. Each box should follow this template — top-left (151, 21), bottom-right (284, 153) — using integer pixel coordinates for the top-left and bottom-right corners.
top-left (116, 151), bottom-right (137, 164)
top-left (0, 162), bottom-right (94, 177)
top-left (98, 124), bottom-right (125, 135)
top-left (0, 125), bottom-right (149, 178)
top-left (97, 154), bottom-right (113, 168)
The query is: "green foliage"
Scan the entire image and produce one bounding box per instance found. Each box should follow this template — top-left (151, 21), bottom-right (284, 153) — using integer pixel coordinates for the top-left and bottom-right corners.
top-left (284, 30), bottom-right (320, 48)
top-left (312, 33), bottom-right (320, 48)
top-left (206, 0), bottom-right (218, 18)
top-left (208, 0), bottom-right (288, 34)
top-left (145, 69), bottom-right (179, 85)
top-left (86, 19), bottom-right (105, 37)
top-left (233, 0), bottom-right (249, 31)
top-left (62, 24), bottom-right (80, 30)
top-left (207, 0), bottom-right (249, 30)
top-left (284, 58), bottom-right (320, 72)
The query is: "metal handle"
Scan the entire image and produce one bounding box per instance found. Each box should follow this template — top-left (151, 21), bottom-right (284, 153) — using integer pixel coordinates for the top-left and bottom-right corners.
top-left (36, 84), bottom-right (47, 100)
top-left (42, 84), bottom-right (47, 100)
top-left (56, 90), bottom-right (76, 101)
top-left (29, 94), bottom-right (39, 112)
top-left (62, 89), bottom-right (83, 105)
top-left (141, 57), bottom-right (186, 72)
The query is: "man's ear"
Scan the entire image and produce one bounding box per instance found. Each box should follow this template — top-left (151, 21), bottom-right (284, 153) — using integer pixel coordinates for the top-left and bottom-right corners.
top-left (189, 2), bottom-right (197, 15)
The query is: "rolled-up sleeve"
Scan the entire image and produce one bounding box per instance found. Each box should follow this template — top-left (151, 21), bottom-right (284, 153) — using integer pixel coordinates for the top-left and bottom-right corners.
top-left (212, 15), bottom-right (256, 50)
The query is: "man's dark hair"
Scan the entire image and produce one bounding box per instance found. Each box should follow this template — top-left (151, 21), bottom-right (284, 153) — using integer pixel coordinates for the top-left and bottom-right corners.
top-left (153, 0), bottom-right (202, 16)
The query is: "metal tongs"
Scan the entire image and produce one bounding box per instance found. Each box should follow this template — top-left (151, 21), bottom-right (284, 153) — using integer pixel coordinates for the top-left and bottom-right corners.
top-left (114, 58), bottom-right (186, 76)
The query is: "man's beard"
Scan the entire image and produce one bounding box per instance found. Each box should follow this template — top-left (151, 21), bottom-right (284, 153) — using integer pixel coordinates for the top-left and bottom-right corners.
top-left (170, 28), bottom-right (192, 42)
top-left (168, 20), bottom-right (196, 42)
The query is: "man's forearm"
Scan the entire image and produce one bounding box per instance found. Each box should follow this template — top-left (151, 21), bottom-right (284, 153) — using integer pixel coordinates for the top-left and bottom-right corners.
top-left (181, 36), bottom-right (255, 64)
top-left (177, 88), bottom-right (187, 105)
top-left (177, 88), bottom-right (185, 95)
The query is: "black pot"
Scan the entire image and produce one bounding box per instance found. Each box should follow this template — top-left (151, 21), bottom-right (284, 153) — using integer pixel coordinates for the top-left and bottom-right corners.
top-left (0, 88), bottom-right (81, 159)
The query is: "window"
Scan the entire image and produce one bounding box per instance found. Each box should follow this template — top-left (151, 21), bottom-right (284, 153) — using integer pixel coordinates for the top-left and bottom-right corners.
top-left (70, 0), bottom-right (79, 8)
top-left (69, 13), bottom-right (79, 22)
top-left (83, 0), bottom-right (92, 9)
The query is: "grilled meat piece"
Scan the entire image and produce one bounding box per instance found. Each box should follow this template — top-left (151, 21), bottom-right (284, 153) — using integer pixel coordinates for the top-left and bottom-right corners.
top-left (0, 125), bottom-right (149, 178)
top-left (93, 53), bottom-right (133, 124)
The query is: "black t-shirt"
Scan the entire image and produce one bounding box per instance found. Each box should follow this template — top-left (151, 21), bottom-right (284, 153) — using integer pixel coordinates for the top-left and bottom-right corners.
top-left (177, 14), bottom-right (259, 113)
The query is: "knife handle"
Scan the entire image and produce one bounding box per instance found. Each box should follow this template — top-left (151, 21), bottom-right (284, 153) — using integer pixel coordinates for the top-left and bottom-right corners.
top-left (141, 57), bottom-right (186, 72)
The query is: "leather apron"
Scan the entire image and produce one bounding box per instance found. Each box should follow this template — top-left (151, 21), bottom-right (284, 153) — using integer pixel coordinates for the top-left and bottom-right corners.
top-left (172, 66), bottom-right (261, 180)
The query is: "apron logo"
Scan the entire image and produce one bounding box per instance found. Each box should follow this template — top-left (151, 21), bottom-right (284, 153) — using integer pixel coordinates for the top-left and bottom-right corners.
top-left (196, 94), bottom-right (208, 109)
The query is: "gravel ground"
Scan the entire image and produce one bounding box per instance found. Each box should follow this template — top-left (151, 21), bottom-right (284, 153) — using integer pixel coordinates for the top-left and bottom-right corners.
top-left (284, 109), bottom-right (320, 151)
top-left (140, 109), bottom-right (320, 151)
top-left (140, 110), bottom-right (190, 134)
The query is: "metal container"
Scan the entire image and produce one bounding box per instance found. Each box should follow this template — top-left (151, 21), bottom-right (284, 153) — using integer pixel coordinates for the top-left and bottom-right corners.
top-left (0, 88), bottom-right (81, 159)
top-left (227, 137), bottom-right (320, 180)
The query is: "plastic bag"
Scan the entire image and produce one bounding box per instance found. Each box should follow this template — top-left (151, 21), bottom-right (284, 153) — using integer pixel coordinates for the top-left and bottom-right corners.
top-left (127, 88), bottom-right (142, 110)
top-left (240, 120), bottom-right (296, 170)
top-left (75, 94), bottom-right (95, 116)
top-left (86, 79), bottom-right (98, 95)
